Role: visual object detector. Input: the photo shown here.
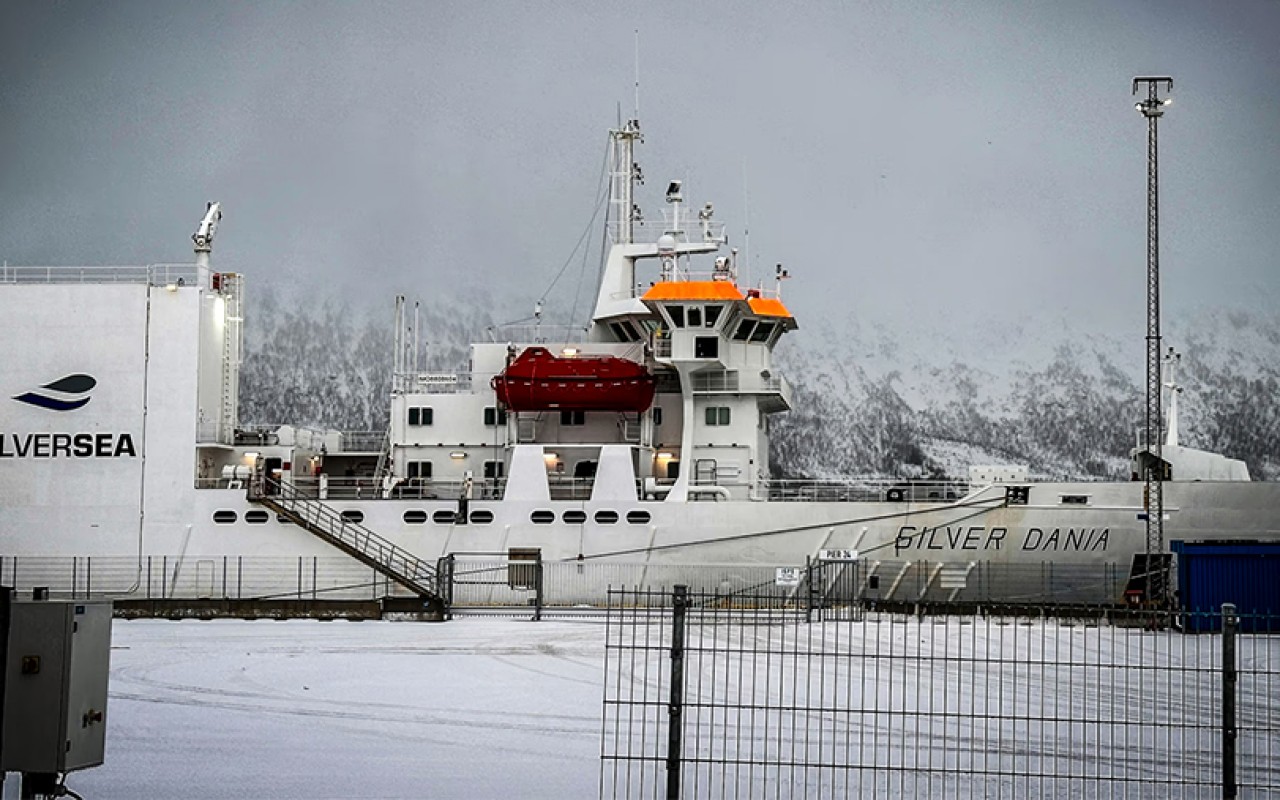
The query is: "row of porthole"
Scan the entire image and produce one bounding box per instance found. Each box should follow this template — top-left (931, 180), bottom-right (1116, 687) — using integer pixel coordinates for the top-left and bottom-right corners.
top-left (212, 508), bottom-right (652, 526)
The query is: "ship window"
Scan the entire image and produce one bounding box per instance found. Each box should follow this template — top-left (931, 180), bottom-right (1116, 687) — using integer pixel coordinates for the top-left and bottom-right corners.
top-left (530, 509), bottom-right (556, 524)
top-left (668, 306), bottom-right (685, 328)
top-left (213, 510), bottom-right (238, 524)
top-left (484, 406), bottom-right (508, 426)
top-left (560, 410), bottom-right (586, 426)
top-left (1061, 494), bottom-right (1090, 505)
top-left (705, 407), bottom-right (731, 426)
top-left (1006, 486), bottom-right (1030, 506)
top-left (687, 307), bottom-right (702, 327)
top-left (403, 510), bottom-right (428, 524)
top-left (594, 509), bottom-right (619, 524)
top-left (276, 515), bottom-right (293, 525)
top-left (610, 321), bottom-right (639, 342)
top-left (695, 336), bottom-right (719, 359)
top-left (733, 320), bottom-right (754, 341)
top-left (433, 509), bottom-right (457, 524)
top-left (408, 406), bottom-right (434, 426)
top-left (563, 509), bottom-right (587, 524)
top-left (340, 510), bottom-right (364, 524)
top-left (626, 510), bottom-right (652, 525)
top-left (470, 509), bottom-right (494, 524)
top-left (407, 461), bottom-right (433, 480)
top-left (652, 407), bottom-right (663, 426)
top-left (484, 460), bottom-right (505, 479)
top-left (704, 305), bottom-right (723, 327)
top-left (749, 321), bottom-right (775, 342)
top-left (244, 510), bottom-right (269, 524)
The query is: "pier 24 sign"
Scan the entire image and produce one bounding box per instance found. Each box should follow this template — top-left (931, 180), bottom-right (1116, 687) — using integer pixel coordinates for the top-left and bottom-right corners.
top-left (894, 525), bottom-right (1110, 554)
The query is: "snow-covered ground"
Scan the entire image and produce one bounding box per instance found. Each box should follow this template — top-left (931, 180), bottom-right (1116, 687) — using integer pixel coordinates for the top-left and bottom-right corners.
top-left (64, 618), bottom-right (608, 800)
top-left (27, 614), bottom-right (1280, 799)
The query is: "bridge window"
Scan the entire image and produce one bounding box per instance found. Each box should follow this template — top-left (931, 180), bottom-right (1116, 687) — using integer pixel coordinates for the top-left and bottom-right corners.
top-left (687, 307), bottom-right (702, 327)
top-left (594, 510), bottom-right (619, 524)
top-left (403, 510), bottom-right (428, 524)
top-left (560, 410), bottom-right (586, 426)
top-left (705, 407), bottom-right (731, 426)
top-left (408, 406), bottom-right (434, 426)
top-left (432, 509), bottom-right (457, 524)
top-left (340, 510), bottom-right (364, 524)
top-left (470, 509), bottom-right (494, 524)
top-left (695, 336), bottom-right (719, 359)
top-left (563, 509), bottom-right (587, 524)
top-left (484, 406), bottom-right (508, 426)
top-left (212, 510), bottom-right (237, 524)
top-left (732, 320), bottom-right (754, 341)
top-left (244, 510), bottom-right (269, 524)
top-left (749, 321), bottom-right (775, 343)
top-left (667, 306), bottom-right (685, 328)
top-left (626, 510), bottom-right (652, 525)
top-left (704, 305), bottom-right (723, 327)
top-left (407, 461), bottom-right (432, 480)
top-left (530, 510), bottom-right (556, 524)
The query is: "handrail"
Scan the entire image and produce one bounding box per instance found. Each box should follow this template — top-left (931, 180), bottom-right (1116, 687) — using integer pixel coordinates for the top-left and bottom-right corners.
top-left (247, 470), bottom-right (439, 598)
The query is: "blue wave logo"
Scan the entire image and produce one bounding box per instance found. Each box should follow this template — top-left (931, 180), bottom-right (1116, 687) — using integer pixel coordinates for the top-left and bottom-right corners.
top-left (12, 374), bottom-right (97, 412)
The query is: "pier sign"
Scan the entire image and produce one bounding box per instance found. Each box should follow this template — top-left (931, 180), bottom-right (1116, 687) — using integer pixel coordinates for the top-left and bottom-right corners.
top-left (819, 549), bottom-right (858, 562)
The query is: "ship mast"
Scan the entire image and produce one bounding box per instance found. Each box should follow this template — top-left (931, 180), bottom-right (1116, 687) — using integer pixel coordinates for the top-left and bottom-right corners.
top-left (608, 118), bottom-right (643, 248)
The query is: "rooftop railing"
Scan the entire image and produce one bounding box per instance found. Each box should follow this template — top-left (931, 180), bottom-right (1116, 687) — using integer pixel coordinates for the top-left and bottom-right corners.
top-left (0, 263), bottom-right (209, 287)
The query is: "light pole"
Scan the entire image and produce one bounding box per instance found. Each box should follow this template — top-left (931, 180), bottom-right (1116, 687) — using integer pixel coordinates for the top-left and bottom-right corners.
top-left (1133, 76), bottom-right (1173, 606)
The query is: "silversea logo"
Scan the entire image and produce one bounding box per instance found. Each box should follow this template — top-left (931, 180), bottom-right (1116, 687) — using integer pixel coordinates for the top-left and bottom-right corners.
top-left (5, 373), bottom-right (136, 458)
top-left (13, 373), bottom-right (97, 411)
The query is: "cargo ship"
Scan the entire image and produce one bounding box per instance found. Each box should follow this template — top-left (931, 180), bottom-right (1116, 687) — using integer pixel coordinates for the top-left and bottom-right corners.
top-left (3, 119), bottom-right (1276, 612)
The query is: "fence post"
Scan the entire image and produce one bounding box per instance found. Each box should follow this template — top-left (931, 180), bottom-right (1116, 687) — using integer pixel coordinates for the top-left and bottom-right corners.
top-left (666, 584), bottom-right (688, 800)
top-left (533, 557), bottom-right (543, 622)
top-left (804, 555), bottom-right (813, 624)
top-left (1222, 602), bottom-right (1238, 799)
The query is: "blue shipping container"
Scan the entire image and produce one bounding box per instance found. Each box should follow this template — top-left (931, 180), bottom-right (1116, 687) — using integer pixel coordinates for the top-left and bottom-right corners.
top-left (1172, 540), bottom-right (1280, 632)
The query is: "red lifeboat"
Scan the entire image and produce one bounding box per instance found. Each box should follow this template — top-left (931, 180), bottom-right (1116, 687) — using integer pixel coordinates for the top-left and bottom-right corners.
top-left (491, 347), bottom-right (657, 412)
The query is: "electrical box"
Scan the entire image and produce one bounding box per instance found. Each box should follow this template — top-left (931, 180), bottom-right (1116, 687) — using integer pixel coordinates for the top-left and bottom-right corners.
top-left (1, 599), bottom-right (112, 774)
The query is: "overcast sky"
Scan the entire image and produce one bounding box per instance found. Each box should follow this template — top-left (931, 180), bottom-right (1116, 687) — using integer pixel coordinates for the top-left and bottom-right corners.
top-left (2, 1), bottom-right (1278, 335)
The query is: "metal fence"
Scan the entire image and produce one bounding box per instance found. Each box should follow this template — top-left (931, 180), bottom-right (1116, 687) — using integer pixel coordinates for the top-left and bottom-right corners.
top-left (601, 587), bottom-right (1280, 799)
top-left (1, 554), bottom-right (1143, 612)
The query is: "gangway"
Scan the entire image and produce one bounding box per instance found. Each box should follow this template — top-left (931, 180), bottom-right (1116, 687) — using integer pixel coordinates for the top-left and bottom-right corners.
top-left (247, 469), bottom-right (447, 617)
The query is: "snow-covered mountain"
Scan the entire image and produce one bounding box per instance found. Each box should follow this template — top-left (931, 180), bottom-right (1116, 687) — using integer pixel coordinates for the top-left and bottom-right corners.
top-left (239, 289), bottom-right (1280, 481)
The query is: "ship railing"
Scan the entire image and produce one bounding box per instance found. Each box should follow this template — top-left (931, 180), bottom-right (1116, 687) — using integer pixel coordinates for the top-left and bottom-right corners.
top-left (196, 421), bottom-right (234, 446)
top-left (284, 476), bottom-right (507, 501)
top-left (549, 476), bottom-right (595, 501)
top-left (336, 431), bottom-right (384, 453)
top-left (653, 338), bottom-right (673, 358)
top-left (761, 479), bottom-right (971, 503)
top-left (485, 325), bottom-right (590, 344)
top-left (0, 263), bottom-right (209, 287)
top-left (607, 216), bottom-right (726, 245)
top-left (232, 424), bottom-right (331, 450)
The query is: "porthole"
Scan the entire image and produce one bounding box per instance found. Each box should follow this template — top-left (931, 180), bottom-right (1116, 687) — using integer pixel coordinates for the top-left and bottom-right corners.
top-left (340, 510), bottom-right (364, 524)
top-left (530, 510), bottom-right (555, 524)
top-left (276, 514), bottom-right (293, 525)
top-left (626, 510), bottom-right (652, 525)
top-left (594, 510), bottom-right (619, 525)
top-left (470, 510), bottom-right (495, 524)
top-left (212, 510), bottom-right (238, 524)
top-left (244, 510), bottom-right (269, 524)
top-left (433, 509), bottom-right (458, 524)
top-left (563, 509), bottom-right (587, 524)
top-left (403, 510), bottom-right (428, 525)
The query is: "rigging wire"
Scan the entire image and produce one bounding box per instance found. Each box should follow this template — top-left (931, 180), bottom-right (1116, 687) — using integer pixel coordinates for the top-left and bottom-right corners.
top-left (537, 137), bottom-right (613, 332)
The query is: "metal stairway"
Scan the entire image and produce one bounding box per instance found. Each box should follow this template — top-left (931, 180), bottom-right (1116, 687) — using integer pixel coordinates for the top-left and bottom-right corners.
top-left (247, 471), bottom-right (446, 615)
